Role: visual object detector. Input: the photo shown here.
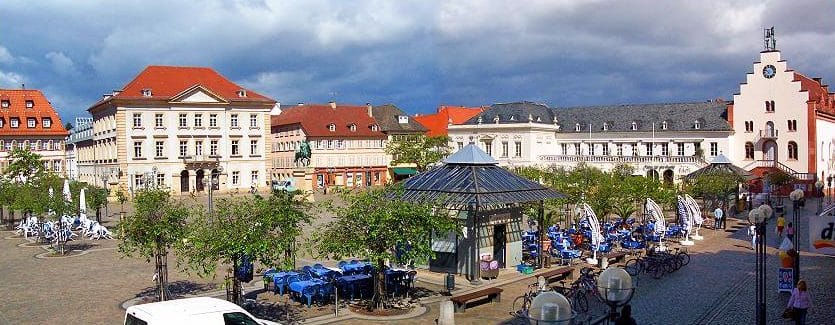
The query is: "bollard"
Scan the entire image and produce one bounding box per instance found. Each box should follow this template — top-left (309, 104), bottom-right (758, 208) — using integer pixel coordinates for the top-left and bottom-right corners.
top-left (445, 272), bottom-right (455, 294)
top-left (437, 300), bottom-right (455, 325)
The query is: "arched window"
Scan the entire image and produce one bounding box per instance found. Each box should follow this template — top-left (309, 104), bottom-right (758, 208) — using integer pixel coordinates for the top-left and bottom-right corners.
top-left (661, 121), bottom-right (668, 130)
top-left (745, 142), bottom-right (754, 159)
top-left (602, 122), bottom-right (608, 131)
top-left (788, 141), bottom-right (798, 160)
top-left (575, 123), bottom-right (581, 132)
top-left (631, 121), bottom-right (637, 130)
top-left (693, 120), bottom-right (701, 129)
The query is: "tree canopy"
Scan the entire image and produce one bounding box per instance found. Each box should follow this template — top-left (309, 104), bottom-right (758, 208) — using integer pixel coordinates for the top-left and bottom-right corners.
top-left (385, 135), bottom-right (452, 171)
top-left (4, 147), bottom-right (46, 182)
top-left (312, 185), bottom-right (458, 310)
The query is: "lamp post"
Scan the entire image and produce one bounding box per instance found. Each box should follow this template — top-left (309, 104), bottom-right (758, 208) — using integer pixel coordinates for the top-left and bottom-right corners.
top-left (100, 175), bottom-right (109, 223)
top-left (816, 180), bottom-right (824, 214)
top-left (749, 207), bottom-right (767, 325)
top-left (789, 189), bottom-right (804, 285)
top-left (206, 167), bottom-right (223, 215)
top-left (597, 267), bottom-right (635, 324)
top-left (828, 175), bottom-right (833, 204)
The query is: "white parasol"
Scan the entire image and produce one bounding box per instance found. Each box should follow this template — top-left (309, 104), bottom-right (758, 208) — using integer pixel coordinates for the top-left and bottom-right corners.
top-left (79, 188), bottom-right (87, 220)
top-left (684, 194), bottom-right (704, 240)
top-left (580, 203), bottom-right (603, 265)
top-left (677, 195), bottom-right (694, 246)
top-left (646, 198), bottom-right (667, 251)
top-left (62, 179), bottom-right (71, 202)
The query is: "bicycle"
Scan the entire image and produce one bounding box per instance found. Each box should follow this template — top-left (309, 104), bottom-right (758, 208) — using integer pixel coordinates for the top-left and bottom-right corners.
top-left (510, 282), bottom-right (543, 319)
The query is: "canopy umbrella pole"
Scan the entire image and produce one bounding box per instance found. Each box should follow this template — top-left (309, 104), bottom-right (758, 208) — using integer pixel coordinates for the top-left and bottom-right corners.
top-left (538, 201), bottom-right (545, 269)
top-left (469, 206), bottom-right (482, 285)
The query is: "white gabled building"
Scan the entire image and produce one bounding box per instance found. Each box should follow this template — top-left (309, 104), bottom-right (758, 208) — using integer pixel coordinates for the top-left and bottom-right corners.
top-left (727, 48), bottom-right (835, 190)
top-left (448, 101), bottom-right (732, 184)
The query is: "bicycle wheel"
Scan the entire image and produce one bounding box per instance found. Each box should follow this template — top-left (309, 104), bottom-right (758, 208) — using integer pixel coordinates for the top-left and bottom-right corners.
top-left (624, 258), bottom-right (642, 276)
top-left (511, 295), bottom-right (531, 317)
top-left (648, 263), bottom-right (664, 279)
top-left (664, 257), bottom-right (678, 273)
top-left (571, 290), bottom-right (589, 313)
top-left (677, 252), bottom-right (690, 266)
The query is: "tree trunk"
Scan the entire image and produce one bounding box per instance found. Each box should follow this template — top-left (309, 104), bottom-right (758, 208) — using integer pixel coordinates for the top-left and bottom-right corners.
top-left (96, 207), bottom-right (101, 223)
top-left (371, 259), bottom-right (387, 310)
top-left (231, 255), bottom-right (242, 305)
top-left (155, 240), bottom-right (169, 301)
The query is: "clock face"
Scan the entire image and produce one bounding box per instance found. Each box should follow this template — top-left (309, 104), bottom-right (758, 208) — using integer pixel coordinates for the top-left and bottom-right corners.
top-left (763, 65), bottom-right (776, 79)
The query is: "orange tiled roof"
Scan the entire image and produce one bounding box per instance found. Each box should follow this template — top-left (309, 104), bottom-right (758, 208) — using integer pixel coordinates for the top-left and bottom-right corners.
top-left (272, 104), bottom-right (387, 138)
top-left (0, 89), bottom-right (68, 136)
top-left (413, 105), bottom-right (483, 136)
top-left (794, 72), bottom-right (835, 115)
top-left (113, 65), bottom-right (274, 103)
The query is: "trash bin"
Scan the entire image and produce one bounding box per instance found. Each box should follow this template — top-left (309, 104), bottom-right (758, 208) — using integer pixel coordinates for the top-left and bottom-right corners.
top-left (445, 272), bottom-right (455, 294)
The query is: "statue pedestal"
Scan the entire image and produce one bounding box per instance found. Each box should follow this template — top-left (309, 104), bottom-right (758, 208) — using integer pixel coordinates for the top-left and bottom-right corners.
top-left (293, 167), bottom-right (314, 201)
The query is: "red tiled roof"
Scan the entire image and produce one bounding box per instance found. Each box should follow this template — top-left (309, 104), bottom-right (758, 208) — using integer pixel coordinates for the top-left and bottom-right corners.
top-left (0, 89), bottom-right (68, 136)
top-left (794, 72), bottom-right (835, 115)
top-left (413, 105), bottom-right (483, 137)
top-left (113, 65), bottom-right (274, 102)
top-left (272, 104), bottom-right (387, 138)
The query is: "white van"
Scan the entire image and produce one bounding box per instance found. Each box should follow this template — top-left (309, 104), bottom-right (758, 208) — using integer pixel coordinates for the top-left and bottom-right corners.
top-left (124, 297), bottom-right (279, 325)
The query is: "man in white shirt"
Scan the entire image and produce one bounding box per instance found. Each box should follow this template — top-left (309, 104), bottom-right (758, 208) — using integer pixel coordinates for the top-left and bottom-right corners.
top-left (714, 207), bottom-right (723, 230)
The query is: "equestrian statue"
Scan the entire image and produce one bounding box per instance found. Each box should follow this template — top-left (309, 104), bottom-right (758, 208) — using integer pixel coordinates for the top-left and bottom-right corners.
top-left (294, 141), bottom-right (312, 167)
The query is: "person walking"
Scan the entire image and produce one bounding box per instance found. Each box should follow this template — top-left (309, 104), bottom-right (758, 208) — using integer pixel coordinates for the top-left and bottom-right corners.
top-left (748, 222), bottom-right (757, 250)
top-left (787, 279), bottom-right (812, 324)
top-left (615, 304), bottom-right (637, 325)
top-left (786, 222), bottom-right (795, 242)
top-left (776, 214), bottom-right (786, 238)
top-left (714, 206), bottom-right (724, 230)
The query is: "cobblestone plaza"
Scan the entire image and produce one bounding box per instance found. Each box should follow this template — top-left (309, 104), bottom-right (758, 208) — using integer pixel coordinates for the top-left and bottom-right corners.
top-left (0, 199), bottom-right (833, 324)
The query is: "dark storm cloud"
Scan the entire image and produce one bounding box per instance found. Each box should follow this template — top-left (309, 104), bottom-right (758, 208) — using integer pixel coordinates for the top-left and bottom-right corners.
top-left (0, 0), bottom-right (833, 121)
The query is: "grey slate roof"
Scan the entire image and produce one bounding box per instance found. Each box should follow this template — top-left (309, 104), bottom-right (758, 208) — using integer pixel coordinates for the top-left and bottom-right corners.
top-left (372, 104), bottom-right (427, 133)
top-left (463, 101), bottom-right (731, 132)
top-left (401, 144), bottom-right (565, 208)
top-left (444, 143), bottom-right (498, 165)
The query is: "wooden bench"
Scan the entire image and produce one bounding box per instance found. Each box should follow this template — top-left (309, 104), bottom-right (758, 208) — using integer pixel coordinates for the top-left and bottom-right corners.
top-left (450, 287), bottom-right (503, 312)
top-left (605, 251), bottom-right (629, 265)
top-left (540, 267), bottom-right (575, 285)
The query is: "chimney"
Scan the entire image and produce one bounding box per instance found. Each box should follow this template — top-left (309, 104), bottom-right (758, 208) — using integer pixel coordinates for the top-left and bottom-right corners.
top-left (21, 83), bottom-right (25, 90)
top-left (329, 101), bottom-right (336, 109)
top-left (366, 103), bottom-right (373, 117)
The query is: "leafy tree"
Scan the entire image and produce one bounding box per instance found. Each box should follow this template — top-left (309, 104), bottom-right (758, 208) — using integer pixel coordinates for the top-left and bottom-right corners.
top-left (684, 171), bottom-right (743, 212)
top-left (4, 148), bottom-right (45, 182)
top-left (0, 179), bottom-right (15, 226)
top-left (179, 192), bottom-right (311, 304)
top-left (385, 135), bottom-right (452, 172)
top-left (64, 122), bottom-right (73, 131)
top-left (85, 185), bottom-right (108, 222)
top-left (115, 186), bottom-right (129, 215)
top-left (118, 187), bottom-right (190, 301)
top-left (312, 185), bottom-right (458, 310)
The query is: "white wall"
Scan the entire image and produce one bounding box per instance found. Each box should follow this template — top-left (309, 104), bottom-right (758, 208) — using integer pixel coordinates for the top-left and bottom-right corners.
top-left (816, 118), bottom-right (835, 180)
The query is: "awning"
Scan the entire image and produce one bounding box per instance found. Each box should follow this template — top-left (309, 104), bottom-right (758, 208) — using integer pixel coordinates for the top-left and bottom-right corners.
top-left (392, 167), bottom-right (418, 176)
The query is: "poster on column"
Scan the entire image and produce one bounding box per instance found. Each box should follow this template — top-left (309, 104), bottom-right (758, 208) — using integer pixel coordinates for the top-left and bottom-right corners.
top-left (777, 268), bottom-right (793, 293)
top-left (808, 214), bottom-right (835, 256)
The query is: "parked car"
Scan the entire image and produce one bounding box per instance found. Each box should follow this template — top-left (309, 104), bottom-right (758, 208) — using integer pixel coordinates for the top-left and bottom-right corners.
top-left (124, 297), bottom-right (277, 325)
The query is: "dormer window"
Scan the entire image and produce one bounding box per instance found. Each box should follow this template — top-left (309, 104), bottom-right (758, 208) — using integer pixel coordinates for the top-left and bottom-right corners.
top-left (509, 115), bottom-right (516, 121)
top-left (631, 121), bottom-right (637, 130)
top-left (1, 100), bottom-right (9, 108)
top-left (661, 121), bottom-right (668, 130)
top-left (25, 100), bottom-right (34, 108)
top-left (398, 115), bottom-right (409, 124)
top-left (493, 115), bottom-right (500, 123)
top-left (694, 120), bottom-right (701, 129)
top-left (42, 118), bottom-right (51, 128)
top-left (141, 88), bottom-right (152, 97)
top-left (328, 123), bottom-right (336, 132)
top-left (371, 124), bottom-right (378, 131)
top-left (349, 124), bottom-right (357, 132)
top-left (10, 118), bottom-right (19, 128)
top-left (536, 116), bottom-right (541, 122)
top-left (602, 122), bottom-right (609, 131)
top-left (575, 123), bottom-right (581, 132)
top-left (27, 118), bottom-right (36, 128)
top-left (0, 118), bottom-right (4, 128)
top-left (237, 89), bottom-right (247, 97)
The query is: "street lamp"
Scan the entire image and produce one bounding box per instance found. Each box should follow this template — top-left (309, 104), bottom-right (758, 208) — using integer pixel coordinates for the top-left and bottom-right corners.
top-left (597, 267), bottom-right (635, 323)
top-left (789, 189), bottom-right (804, 286)
top-left (206, 166), bottom-right (223, 214)
top-left (529, 291), bottom-right (573, 324)
top-left (816, 180), bottom-right (824, 214)
top-left (749, 207), bottom-right (767, 325)
top-left (828, 175), bottom-right (833, 204)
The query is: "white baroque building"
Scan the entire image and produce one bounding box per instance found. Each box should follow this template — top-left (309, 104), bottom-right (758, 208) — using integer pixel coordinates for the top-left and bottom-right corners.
top-left (448, 101), bottom-right (731, 183)
top-left (80, 66), bottom-right (276, 195)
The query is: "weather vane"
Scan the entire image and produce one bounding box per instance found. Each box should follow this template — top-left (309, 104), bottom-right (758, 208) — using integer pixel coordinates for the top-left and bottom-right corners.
top-left (764, 27), bottom-right (776, 51)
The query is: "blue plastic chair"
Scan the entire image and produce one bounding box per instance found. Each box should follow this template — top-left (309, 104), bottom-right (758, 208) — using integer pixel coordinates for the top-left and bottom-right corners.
top-left (302, 265), bottom-right (313, 276)
top-left (302, 284), bottom-right (320, 307)
top-left (338, 261), bottom-right (347, 269)
top-left (313, 263), bottom-right (324, 269)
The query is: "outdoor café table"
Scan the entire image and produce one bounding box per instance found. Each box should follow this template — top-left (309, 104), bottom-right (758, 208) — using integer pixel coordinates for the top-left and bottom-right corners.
top-left (289, 279), bottom-right (326, 295)
top-left (337, 274), bottom-right (372, 299)
top-left (309, 267), bottom-right (337, 278)
top-left (341, 262), bottom-right (368, 273)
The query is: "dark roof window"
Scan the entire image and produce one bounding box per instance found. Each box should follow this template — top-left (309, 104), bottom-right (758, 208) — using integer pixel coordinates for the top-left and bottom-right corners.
top-left (25, 100), bottom-right (34, 108)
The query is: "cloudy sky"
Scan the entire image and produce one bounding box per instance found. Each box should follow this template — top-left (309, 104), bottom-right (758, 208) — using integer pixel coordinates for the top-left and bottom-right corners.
top-left (1, 0), bottom-right (834, 122)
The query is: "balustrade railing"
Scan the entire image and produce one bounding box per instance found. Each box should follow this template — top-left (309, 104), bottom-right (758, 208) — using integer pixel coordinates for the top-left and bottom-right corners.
top-left (537, 155), bottom-right (703, 164)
